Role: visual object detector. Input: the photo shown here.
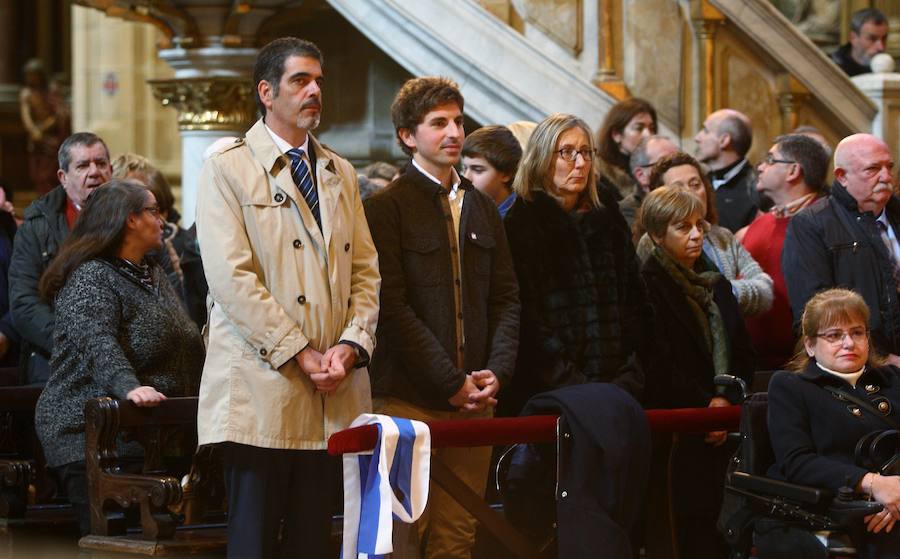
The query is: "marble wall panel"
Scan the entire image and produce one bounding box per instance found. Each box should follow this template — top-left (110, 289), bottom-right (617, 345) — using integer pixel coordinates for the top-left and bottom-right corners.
top-left (71, 5), bottom-right (180, 184)
top-left (720, 45), bottom-right (779, 164)
top-left (511, 0), bottom-right (582, 54)
top-left (624, 0), bottom-right (684, 131)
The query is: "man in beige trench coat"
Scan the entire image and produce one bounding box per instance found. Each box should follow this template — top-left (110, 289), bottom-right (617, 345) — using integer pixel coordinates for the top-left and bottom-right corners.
top-left (195, 37), bottom-right (380, 558)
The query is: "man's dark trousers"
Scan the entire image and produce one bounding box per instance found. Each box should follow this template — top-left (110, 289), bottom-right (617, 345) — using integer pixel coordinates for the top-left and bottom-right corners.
top-left (222, 442), bottom-right (338, 558)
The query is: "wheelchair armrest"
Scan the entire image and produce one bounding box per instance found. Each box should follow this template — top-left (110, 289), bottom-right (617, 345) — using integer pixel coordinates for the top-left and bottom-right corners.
top-left (828, 496), bottom-right (883, 527)
top-left (714, 374), bottom-right (749, 402)
top-left (729, 471), bottom-right (830, 506)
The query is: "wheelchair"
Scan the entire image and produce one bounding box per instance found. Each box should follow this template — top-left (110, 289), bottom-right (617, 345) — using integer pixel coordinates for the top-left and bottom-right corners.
top-left (717, 374), bottom-right (883, 559)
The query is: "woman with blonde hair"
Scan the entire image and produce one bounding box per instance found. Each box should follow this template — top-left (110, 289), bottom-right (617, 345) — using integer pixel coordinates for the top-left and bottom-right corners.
top-left (501, 113), bottom-right (652, 415)
top-left (764, 288), bottom-right (900, 557)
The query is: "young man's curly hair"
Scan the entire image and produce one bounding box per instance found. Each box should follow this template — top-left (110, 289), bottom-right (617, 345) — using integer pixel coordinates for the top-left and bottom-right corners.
top-left (390, 77), bottom-right (465, 156)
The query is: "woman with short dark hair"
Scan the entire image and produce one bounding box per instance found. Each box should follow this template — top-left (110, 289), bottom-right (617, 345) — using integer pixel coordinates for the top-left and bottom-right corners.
top-left (35, 179), bottom-right (203, 534)
top-left (636, 152), bottom-right (774, 317)
top-left (640, 186), bottom-right (755, 558)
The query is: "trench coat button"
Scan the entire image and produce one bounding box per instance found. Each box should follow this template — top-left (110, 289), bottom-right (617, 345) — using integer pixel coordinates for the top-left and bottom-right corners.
top-left (851, 407), bottom-right (862, 417)
top-left (866, 384), bottom-right (878, 393)
top-left (879, 401), bottom-right (890, 413)
top-left (293, 239), bottom-right (302, 249)
top-left (274, 193), bottom-right (284, 203)
top-left (561, 491), bottom-right (568, 498)
top-left (297, 295), bottom-right (306, 304)
top-left (344, 242), bottom-right (350, 252)
top-left (259, 348), bottom-right (268, 356)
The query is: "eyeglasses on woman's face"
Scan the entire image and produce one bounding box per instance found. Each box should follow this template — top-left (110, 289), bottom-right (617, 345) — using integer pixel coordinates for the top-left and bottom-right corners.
top-left (141, 206), bottom-right (161, 218)
top-left (557, 147), bottom-right (595, 163)
top-left (815, 327), bottom-right (868, 345)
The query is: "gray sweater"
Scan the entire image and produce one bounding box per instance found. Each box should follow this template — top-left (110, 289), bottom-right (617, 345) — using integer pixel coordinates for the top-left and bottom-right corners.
top-left (35, 258), bottom-right (204, 467)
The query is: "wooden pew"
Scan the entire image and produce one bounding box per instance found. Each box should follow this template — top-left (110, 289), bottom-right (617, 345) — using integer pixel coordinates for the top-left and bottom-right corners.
top-left (78, 396), bottom-right (227, 556)
top-left (0, 384), bottom-right (42, 522)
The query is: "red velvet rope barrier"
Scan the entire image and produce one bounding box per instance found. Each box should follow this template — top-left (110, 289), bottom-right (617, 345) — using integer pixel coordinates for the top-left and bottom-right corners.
top-left (327, 405), bottom-right (741, 455)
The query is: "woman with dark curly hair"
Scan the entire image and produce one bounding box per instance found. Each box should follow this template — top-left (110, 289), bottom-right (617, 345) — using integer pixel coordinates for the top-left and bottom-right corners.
top-left (35, 179), bottom-right (203, 534)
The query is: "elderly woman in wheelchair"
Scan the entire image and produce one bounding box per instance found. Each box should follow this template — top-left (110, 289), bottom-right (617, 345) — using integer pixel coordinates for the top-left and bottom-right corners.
top-left (762, 288), bottom-right (900, 557)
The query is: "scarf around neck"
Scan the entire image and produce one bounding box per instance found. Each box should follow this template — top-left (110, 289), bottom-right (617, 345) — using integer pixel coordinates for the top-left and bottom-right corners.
top-left (652, 245), bottom-right (730, 375)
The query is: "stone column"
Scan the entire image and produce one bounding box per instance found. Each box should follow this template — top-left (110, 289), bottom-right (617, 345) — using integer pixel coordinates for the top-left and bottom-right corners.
top-left (691, 1), bottom-right (726, 121)
top-left (851, 59), bottom-right (900, 149)
top-left (149, 46), bottom-right (256, 226)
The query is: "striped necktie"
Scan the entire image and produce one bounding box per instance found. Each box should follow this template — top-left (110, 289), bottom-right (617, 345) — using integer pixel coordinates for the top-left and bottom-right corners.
top-left (877, 220), bottom-right (900, 292)
top-left (286, 148), bottom-right (321, 230)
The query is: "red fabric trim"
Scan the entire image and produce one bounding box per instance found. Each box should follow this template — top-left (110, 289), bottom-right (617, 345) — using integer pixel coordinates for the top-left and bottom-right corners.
top-left (327, 406), bottom-right (741, 455)
top-left (65, 197), bottom-right (79, 230)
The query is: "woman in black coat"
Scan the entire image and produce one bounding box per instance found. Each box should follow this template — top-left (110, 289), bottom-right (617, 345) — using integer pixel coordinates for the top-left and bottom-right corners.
top-left (639, 187), bottom-right (756, 409)
top-left (501, 113), bottom-right (653, 417)
top-left (765, 288), bottom-right (900, 558)
top-left (639, 186), bottom-right (756, 558)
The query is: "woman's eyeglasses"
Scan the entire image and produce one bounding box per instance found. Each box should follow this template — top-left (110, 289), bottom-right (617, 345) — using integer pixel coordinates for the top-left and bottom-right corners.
top-left (142, 206), bottom-right (161, 217)
top-left (557, 148), bottom-right (594, 162)
top-left (816, 328), bottom-right (868, 345)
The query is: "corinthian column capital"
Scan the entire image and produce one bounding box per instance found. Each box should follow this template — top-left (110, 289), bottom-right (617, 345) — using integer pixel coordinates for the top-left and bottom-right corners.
top-left (148, 76), bottom-right (255, 132)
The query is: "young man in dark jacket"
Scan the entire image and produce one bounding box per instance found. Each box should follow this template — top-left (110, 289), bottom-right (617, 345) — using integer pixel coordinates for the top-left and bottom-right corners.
top-left (364, 77), bottom-right (520, 558)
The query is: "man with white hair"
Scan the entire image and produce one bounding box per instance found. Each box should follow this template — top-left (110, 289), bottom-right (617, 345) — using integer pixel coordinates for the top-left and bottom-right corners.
top-left (783, 133), bottom-right (900, 362)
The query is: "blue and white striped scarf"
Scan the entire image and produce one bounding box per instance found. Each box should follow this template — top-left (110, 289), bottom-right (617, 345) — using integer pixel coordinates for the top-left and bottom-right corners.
top-left (342, 414), bottom-right (430, 558)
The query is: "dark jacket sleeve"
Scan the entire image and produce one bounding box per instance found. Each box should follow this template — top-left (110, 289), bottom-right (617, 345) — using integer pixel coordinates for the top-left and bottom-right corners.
top-left (782, 210), bottom-right (832, 334)
top-left (364, 194), bottom-right (465, 402)
top-left (767, 372), bottom-right (868, 493)
top-left (482, 202), bottom-right (520, 388)
top-left (643, 283), bottom-right (714, 408)
top-left (9, 219), bottom-right (55, 354)
top-left (716, 277), bottom-right (757, 384)
top-left (54, 265), bottom-right (142, 399)
top-left (612, 214), bottom-right (651, 398)
top-left (152, 243), bottom-right (186, 304)
top-left (0, 218), bottom-right (19, 344)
